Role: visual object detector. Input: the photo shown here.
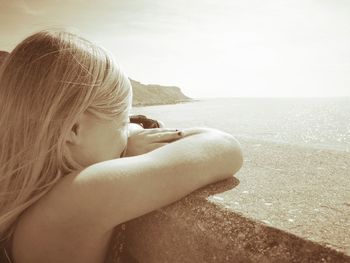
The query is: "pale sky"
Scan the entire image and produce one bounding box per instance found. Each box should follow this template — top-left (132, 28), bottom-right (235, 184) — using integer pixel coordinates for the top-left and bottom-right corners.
top-left (1, 0), bottom-right (350, 98)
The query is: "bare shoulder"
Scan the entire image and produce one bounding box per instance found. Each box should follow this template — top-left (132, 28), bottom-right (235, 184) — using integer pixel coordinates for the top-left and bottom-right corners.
top-left (12, 171), bottom-right (113, 263)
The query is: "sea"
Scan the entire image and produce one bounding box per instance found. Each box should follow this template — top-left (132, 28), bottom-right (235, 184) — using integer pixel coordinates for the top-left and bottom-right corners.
top-left (131, 97), bottom-right (350, 153)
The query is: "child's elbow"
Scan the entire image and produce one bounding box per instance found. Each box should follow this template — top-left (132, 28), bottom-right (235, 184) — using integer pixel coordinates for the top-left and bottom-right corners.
top-left (221, 133), bottom-right (244, 176)
top-left (183, 128), bottom-right (244, 177)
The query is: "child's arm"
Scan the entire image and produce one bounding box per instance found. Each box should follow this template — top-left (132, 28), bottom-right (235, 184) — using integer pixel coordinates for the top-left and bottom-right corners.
top-left (44, 128), bottom-right (243, 234)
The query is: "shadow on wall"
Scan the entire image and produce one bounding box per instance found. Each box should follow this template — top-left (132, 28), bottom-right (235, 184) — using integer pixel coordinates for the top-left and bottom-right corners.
top-left (191, 176), bottom-right (240, 199)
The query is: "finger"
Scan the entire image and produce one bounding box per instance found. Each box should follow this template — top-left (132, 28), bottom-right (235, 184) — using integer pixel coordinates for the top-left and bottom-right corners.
top-left (141, 128), bottom-right (179, 134)
top-left (148, 131), bottom-right (182, 142)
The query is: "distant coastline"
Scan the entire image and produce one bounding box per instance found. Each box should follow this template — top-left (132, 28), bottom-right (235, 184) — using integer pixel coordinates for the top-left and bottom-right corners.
top-left (130, 79), bottom-right (193, 107)
top-left (132, 100), bottom-right (194, 107)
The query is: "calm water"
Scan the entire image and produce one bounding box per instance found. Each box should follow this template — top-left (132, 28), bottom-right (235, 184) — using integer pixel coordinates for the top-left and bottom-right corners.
top-left (132, 97), bottom-right (350, 153)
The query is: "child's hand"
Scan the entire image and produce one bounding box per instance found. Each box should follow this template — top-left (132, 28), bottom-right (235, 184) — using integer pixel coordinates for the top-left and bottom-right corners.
top-left (125, 127), bottom-right (183, 157)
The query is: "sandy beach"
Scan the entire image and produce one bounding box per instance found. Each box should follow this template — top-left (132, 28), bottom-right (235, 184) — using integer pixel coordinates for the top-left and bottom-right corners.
top-left (224, 137), bottom-right (350, 254)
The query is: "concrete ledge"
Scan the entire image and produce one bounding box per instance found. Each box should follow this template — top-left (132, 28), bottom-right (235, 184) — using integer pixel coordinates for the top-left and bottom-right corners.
top-left (108, 138), bottom-right (350, 262)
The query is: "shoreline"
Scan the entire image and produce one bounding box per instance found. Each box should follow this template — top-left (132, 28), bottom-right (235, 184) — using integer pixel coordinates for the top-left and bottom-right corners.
top-left (132, 98), bottom-right (196, 107)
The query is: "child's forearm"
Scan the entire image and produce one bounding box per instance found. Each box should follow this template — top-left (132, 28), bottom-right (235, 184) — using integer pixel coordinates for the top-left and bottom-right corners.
top-left (65, 128), bottom-right (243, 232)
top-left (146, 128), bottom-right (243, 183)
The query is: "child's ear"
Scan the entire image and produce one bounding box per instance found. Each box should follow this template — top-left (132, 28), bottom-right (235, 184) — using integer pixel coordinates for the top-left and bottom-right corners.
top-left (66, 122), bottom-right (81, 145)
top-left (66, 112), bottom-right (90, 145)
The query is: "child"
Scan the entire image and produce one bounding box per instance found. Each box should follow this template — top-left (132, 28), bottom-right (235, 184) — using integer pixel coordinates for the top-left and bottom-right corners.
top-left (0, 29), bottom-right (243, 263)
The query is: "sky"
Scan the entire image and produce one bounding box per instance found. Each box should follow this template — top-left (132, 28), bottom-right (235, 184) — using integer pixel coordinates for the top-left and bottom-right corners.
top-left (1, 0), bottom-right (350, 98)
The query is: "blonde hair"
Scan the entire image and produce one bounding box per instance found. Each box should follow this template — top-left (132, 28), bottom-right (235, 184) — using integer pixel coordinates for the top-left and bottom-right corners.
top-left (0, 29), bottom-right (132, 241)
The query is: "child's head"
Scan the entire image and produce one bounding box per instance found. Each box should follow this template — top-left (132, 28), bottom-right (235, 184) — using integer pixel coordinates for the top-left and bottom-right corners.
top-left (0, 29), bottom-right (132, 239)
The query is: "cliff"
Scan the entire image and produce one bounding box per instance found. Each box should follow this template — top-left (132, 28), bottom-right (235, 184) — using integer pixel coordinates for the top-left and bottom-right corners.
top-left (130, 79), bottom-right (192, 106)
top-left (0, 50), bottom-right (191, 106)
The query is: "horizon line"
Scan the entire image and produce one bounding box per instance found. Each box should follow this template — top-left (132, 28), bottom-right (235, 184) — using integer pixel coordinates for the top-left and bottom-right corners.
top-left (191, 96), bottom-right (350, 99)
